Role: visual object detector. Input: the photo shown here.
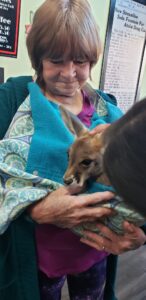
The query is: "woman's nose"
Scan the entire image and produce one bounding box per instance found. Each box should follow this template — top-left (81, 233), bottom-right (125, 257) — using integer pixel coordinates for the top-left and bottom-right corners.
top-left (60, 61), bottom-right (76, 79)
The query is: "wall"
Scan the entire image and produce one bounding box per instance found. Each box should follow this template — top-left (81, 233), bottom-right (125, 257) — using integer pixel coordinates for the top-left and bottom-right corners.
top-left (139, 49), bottom-right (146, 100)
top-left (0, 0), bottom-right (42, 80)
top-left (140, 66), bottom-right (146, 99)
top-left (89, 0), bottom-right (110, 87)
top-left (0, 0), bottom-right (110, 87)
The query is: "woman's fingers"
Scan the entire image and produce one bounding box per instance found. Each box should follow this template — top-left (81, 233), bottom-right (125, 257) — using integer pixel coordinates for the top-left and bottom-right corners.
top-left (77, 191), bottom-right (115, 207)
top-left (78, 207), bottom-right (114, 221)
top-left (29, 188), bottom-right (115, 228)
top-left (70, 191), bottom-right (115, 221)
top-left (80, 230), bottom-right (129, 255)
top-left (80, 222), bottom-right (146, 255)
top-left (80, 236), bottom-right (106, 252)
top-left (89, 124), bottom-right (110, 135)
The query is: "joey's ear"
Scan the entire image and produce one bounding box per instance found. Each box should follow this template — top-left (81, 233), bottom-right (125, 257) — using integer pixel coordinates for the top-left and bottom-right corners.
top-left (60, 106), bottom-right (88, 137)
top-left (71, 115), bottom-right (88, 137)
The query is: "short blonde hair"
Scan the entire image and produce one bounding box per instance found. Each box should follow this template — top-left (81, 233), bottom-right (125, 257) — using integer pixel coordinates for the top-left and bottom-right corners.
top-left (27, 0), bottom-right (102, 80)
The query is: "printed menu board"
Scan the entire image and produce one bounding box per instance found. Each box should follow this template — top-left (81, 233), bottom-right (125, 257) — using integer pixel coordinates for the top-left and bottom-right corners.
top-left (100, 0), bottom-right (146, 112)
top-left (0, 0), bottom-right (21, 57)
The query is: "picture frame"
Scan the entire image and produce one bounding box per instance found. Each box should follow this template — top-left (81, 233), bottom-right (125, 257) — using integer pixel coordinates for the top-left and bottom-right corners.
top-left (0, 0), bottom-right (21, 58)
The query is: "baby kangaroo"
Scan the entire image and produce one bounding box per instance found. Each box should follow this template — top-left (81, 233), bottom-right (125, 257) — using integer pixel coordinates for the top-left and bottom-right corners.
top-left (61, 106), bottom-right (110, 193)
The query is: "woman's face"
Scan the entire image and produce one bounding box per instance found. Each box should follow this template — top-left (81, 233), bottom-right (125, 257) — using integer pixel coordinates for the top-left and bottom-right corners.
top-left (42, 58), bottom-right (90, 98)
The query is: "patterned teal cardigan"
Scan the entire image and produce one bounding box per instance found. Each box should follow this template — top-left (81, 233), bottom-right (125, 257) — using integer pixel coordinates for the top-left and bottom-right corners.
top-left (0, 77), bottom-right (144, 300)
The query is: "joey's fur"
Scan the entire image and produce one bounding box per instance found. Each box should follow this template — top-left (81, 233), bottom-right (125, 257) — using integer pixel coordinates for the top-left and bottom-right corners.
top-left (61, 106), bottom-right (110, 193)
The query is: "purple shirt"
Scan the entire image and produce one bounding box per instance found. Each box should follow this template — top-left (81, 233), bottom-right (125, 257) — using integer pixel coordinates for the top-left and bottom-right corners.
top-left (78, 90), bottom-right (95, 127)
top-left (35, 90), bottom-right (108, 277)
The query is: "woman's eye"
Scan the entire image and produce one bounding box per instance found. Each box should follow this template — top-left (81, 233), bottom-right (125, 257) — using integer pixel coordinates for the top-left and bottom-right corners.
top-left (81, 159), bottom-right (93, 166)
top-left (51, 60), bottom-right (63, 64)
top-left (47, 58), bottom-right (63, 64)
top-left (74, 60), bottom-right (87, 65)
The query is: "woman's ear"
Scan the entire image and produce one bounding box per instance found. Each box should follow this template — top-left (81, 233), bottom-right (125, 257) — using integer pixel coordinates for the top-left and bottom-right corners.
top-left (60, 106), bottom-right (88, 137)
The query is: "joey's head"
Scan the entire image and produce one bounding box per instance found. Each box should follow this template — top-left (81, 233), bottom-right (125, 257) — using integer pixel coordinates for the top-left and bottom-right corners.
top-left (63, 131), bottom-right (105, 193)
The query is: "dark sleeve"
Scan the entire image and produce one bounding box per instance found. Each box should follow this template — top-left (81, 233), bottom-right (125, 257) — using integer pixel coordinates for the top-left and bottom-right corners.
top-left (0, 82), bottom-right (14, 139)
top-left (0, 76), bottom-right (32, 139)
top-left (141, 225), bottom-right (146, 246)
top-left (104, 254), bottom-right (118, 300)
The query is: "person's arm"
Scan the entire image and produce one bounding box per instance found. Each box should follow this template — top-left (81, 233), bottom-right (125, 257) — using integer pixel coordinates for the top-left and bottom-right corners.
top-left (0, 76), bottom-right (32, 138)
top-left (0, 82), bottom-right (15, 139)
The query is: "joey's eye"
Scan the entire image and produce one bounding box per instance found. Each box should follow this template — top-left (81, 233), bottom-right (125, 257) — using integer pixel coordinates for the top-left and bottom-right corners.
top-left (81, 159), bottom-right (93, 166)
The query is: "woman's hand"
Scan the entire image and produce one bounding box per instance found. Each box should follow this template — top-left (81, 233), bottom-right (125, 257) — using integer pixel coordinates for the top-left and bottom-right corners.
top-left (80, 221), bottom-right (146, 254)
top-left (89, 124), bottom-right (110, 135)
top-left (28, 187), bottom-right (115, 228)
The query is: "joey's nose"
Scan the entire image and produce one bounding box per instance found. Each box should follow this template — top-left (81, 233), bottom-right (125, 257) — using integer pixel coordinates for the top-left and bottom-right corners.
top-left (64, 177), bottom-right (74, 185)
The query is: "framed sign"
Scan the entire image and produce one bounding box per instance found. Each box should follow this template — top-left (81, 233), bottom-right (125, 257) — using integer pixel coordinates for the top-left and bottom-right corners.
top-left (0, 0), bottom-right (21, 58)
top-left (100, 0), bottom-right (146, 112)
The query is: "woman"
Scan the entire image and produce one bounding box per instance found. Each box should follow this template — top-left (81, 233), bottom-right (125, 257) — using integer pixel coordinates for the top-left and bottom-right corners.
top-left (0, 1), bottom-right (145, 300)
